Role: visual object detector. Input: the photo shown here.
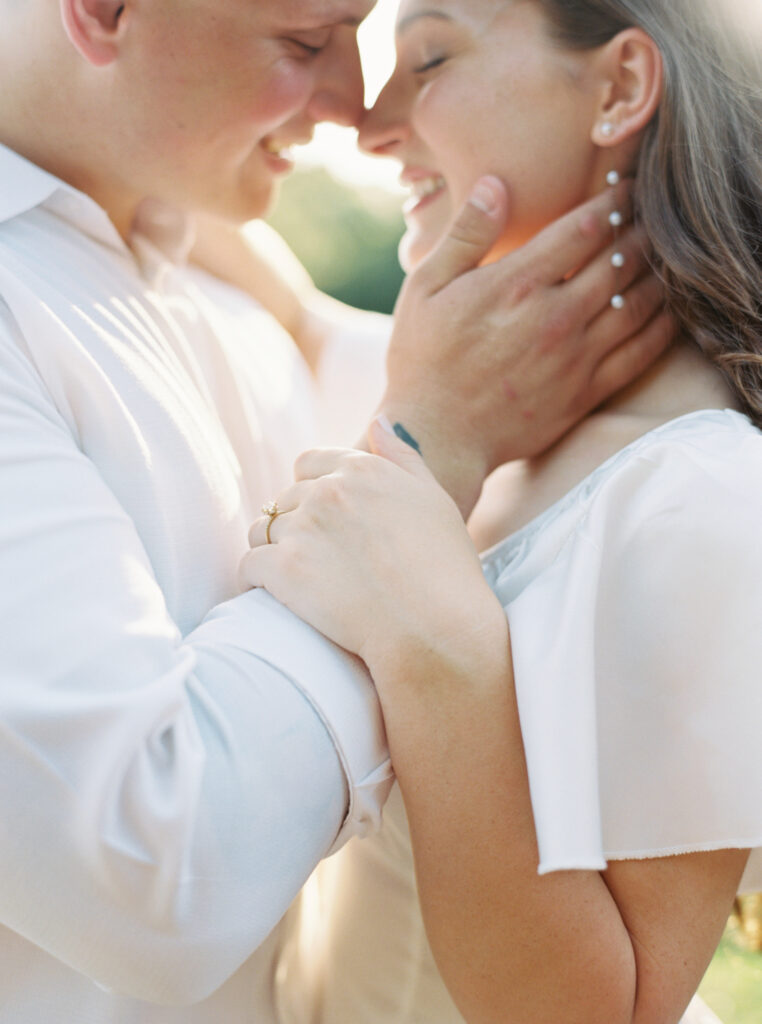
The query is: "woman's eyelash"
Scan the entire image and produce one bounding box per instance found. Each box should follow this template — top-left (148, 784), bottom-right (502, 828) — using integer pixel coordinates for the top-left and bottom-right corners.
top-left (414, 55), bottom-right (447, 74)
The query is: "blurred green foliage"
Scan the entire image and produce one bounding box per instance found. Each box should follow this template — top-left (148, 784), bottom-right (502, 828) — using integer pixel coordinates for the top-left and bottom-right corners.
top-left (268, 167), bottom-right (405, 315)
top-left (700, 927), bottom-right (762, 1024)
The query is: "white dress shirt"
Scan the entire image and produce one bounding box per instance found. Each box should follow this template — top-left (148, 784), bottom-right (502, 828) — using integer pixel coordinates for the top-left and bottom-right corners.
top-left (307, 410), bottom-right (762, 1024)
top-left (0, 143), bottom-right (392, 1022)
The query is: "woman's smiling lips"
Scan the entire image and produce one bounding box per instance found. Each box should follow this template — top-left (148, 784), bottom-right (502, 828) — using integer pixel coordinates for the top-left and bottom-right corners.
top-left (401, 169), bottom-right (447, 216)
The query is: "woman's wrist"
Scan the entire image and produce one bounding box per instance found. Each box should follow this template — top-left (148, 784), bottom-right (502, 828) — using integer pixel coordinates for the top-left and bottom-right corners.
top-left (372, 400), bottom-right (490, 519)
top-left (362, 584), bottom-right (511, 711)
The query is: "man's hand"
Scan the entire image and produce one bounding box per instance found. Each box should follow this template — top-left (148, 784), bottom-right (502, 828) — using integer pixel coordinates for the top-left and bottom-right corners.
top-left (381, 175), bottom-right (673, 517)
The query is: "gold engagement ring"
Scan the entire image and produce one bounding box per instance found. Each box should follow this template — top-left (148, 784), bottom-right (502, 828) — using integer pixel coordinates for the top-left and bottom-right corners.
top-left (262, 500), bottom-right (281, 544)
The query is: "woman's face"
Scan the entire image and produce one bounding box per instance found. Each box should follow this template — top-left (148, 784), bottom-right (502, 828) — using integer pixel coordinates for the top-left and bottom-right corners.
top-left (359, 0), bottom-right (605, 271)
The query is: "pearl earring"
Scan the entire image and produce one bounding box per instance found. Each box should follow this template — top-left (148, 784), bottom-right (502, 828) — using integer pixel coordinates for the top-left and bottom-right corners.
top-left (606, 169), bottom-right (625, 310)
top-left (601, 121), bottom-right (615, 138)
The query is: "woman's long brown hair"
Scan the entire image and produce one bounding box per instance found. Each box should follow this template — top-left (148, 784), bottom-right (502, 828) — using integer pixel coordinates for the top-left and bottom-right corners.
top-left (538, 0), bottom-right (762, 424)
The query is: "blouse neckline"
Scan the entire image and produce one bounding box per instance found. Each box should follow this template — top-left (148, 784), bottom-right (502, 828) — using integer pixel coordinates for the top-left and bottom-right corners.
top-left (479, 407), bottom-right (753, 569)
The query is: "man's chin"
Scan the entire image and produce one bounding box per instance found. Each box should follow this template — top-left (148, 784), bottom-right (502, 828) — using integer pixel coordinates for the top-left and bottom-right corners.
top-left (185, 175), bottom-right (280, 229)
top-left (255, 181), bottom-right (283, 222)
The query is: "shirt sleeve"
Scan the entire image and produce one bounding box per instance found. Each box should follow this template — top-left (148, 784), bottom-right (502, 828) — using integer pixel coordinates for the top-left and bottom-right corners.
top-left (502, 431), bottom-right (762, 877)
top-left (0, 307), bottom-right (392, 1005)
top-left (314, 310), bottom-right (391, 446)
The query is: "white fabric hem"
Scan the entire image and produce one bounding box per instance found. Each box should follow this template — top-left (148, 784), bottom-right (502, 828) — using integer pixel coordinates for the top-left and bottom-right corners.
top-left (538, 838), bottom-right (760, 876)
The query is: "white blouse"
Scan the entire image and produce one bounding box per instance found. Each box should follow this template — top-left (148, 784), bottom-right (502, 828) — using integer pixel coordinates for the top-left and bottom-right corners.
top-left (301, 408), bottom-right (762, 1024)
top-left (484, 408), bottom-right (762, 889)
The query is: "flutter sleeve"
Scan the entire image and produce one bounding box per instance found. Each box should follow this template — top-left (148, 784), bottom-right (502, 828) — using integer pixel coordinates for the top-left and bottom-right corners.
top-left (498, 422), bottom-right (762, 888)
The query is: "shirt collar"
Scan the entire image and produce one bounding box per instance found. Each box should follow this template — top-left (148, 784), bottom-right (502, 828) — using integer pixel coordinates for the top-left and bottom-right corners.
top-left (0, 142), bottom-right (129, 257)
top-left (0, 143), bottom-right (196, 279)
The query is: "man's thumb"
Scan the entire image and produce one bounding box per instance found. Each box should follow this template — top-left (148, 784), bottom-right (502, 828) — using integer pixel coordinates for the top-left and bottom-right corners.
top-left (416, 176), bottom-right (508, 295)
top-left (369, 416), bottom-right (432, 477)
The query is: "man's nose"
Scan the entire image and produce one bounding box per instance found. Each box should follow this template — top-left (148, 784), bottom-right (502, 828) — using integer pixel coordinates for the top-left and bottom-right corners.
top-left (305, 35), bottom-right (365, 128)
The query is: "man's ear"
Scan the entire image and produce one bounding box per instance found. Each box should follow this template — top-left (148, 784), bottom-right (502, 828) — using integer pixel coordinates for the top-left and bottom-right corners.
top-left (590, 28), bottom-right (663, 148)
top-left (59, 0), bottom-right (127, 67)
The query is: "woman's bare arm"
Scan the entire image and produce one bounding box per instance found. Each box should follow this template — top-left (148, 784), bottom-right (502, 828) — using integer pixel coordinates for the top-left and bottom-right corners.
top-left (241, 425), bottom-right (748, 1024)
top-left (383, 620), bottom-right (747, 1024)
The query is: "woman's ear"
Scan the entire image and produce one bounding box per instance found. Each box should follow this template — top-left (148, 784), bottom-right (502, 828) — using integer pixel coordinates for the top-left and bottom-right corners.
top-left (591, 28), bottom-right (663, 148)
top-left (59, 0), bottom-right (127, 67)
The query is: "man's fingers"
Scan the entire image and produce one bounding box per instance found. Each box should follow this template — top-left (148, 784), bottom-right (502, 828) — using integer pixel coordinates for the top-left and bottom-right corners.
top-left (413, 176), bottom-right (509, 296)
top-left (512, 178), bottom-right (634, 287)
top-left (585, 273), bottom-right (667, 358)
top-left (568, 224), bottom-right (652, 324)
top-left (588, 309), bottom-right (675, 408)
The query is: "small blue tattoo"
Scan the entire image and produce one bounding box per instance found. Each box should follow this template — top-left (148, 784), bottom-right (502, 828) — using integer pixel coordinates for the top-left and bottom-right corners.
top-left (392, 422), bottom-right (422, 455)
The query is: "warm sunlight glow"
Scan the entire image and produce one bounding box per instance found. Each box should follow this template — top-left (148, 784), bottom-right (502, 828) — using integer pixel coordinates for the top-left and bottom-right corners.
top-left (296, 0), bottom-right (402, 191)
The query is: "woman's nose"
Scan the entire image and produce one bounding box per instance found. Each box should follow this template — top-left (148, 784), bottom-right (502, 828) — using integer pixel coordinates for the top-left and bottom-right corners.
top-left (358, 75), bottom-right (412, 156)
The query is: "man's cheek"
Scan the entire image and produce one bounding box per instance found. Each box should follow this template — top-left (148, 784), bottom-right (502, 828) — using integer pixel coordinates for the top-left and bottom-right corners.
top-left (252, 61), bottom-right (315, 130)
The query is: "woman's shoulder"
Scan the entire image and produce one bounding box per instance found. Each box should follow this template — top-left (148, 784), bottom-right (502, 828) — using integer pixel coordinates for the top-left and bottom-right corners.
top-left (583, 407), bottom-right (762, 525)
top-left (482, 408), bottom-right (762, 582)
top-left (603, 404), bottom-right (762, 470)
top-left (500, 407), bottom-right (762, 876)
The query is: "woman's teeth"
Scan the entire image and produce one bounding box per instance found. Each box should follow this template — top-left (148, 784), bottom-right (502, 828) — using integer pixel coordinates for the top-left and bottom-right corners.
top-left (409, 176), bottom-right (446, 200)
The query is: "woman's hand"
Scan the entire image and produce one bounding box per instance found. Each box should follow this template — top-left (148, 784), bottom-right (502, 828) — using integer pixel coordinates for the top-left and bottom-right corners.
top-left (240, 418), bottom-right (504, 680)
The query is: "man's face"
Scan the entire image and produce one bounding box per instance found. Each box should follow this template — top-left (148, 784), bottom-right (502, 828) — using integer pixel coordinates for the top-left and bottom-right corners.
top-left (112, 0), bottom-right (376, 223)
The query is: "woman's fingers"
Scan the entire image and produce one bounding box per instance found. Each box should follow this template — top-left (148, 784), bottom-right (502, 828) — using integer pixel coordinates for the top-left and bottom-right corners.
top-left (248, 479), bottom-right (308, 547)
top-left (293, 446), bottom-right (362, 482)
top-left (239, 538), bottom-right (294, 598)
top-left (249, 447), bottom-right (397, 549)
top-left (248, 507), bottom-right (296, 548)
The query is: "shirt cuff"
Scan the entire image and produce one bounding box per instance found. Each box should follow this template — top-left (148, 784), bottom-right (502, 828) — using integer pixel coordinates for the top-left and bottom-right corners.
top-left (200, 588), bottom-right (394, 853)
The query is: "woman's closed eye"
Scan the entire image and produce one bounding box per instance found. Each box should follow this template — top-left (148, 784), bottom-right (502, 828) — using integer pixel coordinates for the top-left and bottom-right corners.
top-left (414, 54), bottom-right (449, 74)
top-left (397, 16), bottom-right (462, 78)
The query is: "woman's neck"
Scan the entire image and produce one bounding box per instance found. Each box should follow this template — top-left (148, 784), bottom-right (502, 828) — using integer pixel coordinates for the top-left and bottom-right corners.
top-left (468, 338), bottom-right (739, 551)
top-left (596, 336), bottom-right (736, 422)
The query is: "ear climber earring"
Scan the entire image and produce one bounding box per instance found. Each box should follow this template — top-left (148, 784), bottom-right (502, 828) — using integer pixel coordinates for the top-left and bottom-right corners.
top-left (606, 169), bottom-right (626, 310)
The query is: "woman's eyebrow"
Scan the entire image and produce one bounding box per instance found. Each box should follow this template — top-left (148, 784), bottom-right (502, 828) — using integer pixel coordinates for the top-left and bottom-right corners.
top-left (396, 10), bottom-right (454, 36)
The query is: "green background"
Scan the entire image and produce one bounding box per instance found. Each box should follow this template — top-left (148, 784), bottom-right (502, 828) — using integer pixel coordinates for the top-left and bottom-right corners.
top-left (268, 167), bottom-right (404, 314)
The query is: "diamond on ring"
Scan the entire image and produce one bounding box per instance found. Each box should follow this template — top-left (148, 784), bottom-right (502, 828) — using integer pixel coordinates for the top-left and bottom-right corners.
top-left (262, 499), bottom-right (282, 544)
